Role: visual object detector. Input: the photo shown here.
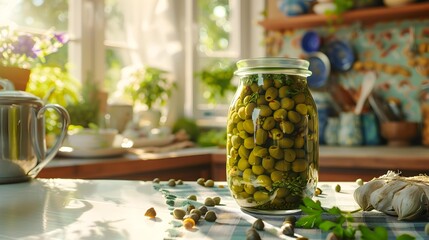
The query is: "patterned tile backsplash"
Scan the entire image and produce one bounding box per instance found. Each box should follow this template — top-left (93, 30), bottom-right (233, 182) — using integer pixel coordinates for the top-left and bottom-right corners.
top-left (266, 19), bottom-right (429, 122)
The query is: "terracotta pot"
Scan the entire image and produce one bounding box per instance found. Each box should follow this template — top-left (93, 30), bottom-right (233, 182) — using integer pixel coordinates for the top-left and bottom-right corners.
top-left (380, 121), bottom-right (418, 146)
top-left (0, 66), bottom-right (31, 91)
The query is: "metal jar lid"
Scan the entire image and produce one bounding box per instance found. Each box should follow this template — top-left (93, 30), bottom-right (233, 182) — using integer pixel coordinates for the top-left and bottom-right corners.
top-left (0, 78), bottom-right (43, 105)
top-left (234, 57), bottom-right (312, 77)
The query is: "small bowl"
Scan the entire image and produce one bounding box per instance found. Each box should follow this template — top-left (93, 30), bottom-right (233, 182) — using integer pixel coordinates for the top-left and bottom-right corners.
top-left (67, 128), bottom-right (118, 149)
top-left (380, 121), bottom-right (418, 146)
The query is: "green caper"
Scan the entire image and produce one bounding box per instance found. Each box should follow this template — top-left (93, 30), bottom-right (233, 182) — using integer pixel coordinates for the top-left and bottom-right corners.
top-left (245, 102), bottom-right (256, 118)
top-left (424, 222), bottom-right (429, 235)
top-left (231, 135), bottom-right (242, 149)
top-left (255, 129), bottom-right (268, 145)
top-left (284, 149), bottom-right (297, 162)
top-left (237, 158), bottom-right (250, 171)
top-left (281, 97), bottom-right (295, 110)
top-left (287, 110), bottom-right (301, 124)
top-left (269, 146), bottom-right (284, 159)
top-left (238, 106), bottom-right (247, 120)
top-left (187, 204), bottom-right (195, 213)
top-left (262, 117), bottom-right (276, 130)
top-left (204, 197), bottom-right (216, 206)
top-left (187, 194), bottom-right (197, 201)
top-left (278, 138), bottom-right (294, 148)
top-left (243, 119), bottom-right (255, 134)
top-left (315, 187), bottom-right (322, 196)
top-left (248, 152), bottom-right (261, 166)
top-left (295, 149), bottom-right (305, 158)
top-left (271, 171), bottom-right (284, 182)
top-left (259, 105), bottom-right (272, 117)
top-left (253, 146), bottom-right (268, 158)
top-left (198, 205), bottom-right (208, 215)
top-left (252, 165), bottom-right (265, 175)
top-left (268, 100), bottom-right (281, 110)
top-left (281, 222), bottom-right (294, 236)
top-left (246, 228), bottom-right (261, 240)
top-left (257, 94), bottom-right (267, 105)
top-left (253, 190), bottom-right (270, 202)
top-left (250, 82), bottom-right (259, 92)
top-left (173, 208), bottom-right (186, 219)
top-left (205, 210), bottom-right (217, 222)
top-left (265, 87), bottom-right (279, 101)
top-left (256, 175), bottom-right (272, 189)
top-left (238, 130), bottom-right (248, 140)
top-left (279, 120), bottom-right (294, 134)
top-left (197, 178), bottom-right (205, 186)
top-left (335, 184), bottom-right (341, 192)
top-left (190, 209), bottom-right (202, 218)
top-left (293, 93), bottom-right (306, 103)
top-left (273, 109), bottom-right (287, 121)
top-left (292, 159), bottom-right (307, 172)
top-left (252, 218), bottom-right (265, 231)
top-left (168, 179), bottom-right (176, 187)
top-left (274, 161), bottom-right (290, 171)
top-left (262, 78), bottom-right (273, 90)
top-left (189, 213), bottom-right (200, 223)
top-left (176, 179), bottom-right (183, 185)
top-left (144, 207), bottom-right (157, 219)
top-left (356, 178), bottom-right (364, 186)
top-left (213, 196), bottom-right (221, 205)
top-left (244, 184), bottom-right (256, 194)
top-left (270, 128), bottom-right (284, 140)
top-left (238, 145), bottom-right (250, 159)
top-left (262, 156), bottom-right (275, 170)
top-left (283, 215), bottom-right (297, 226)
top-left (295, 103), bottom-right (308, 115)
top-left (294, 136), bottom-right (305, 148)
top-left (243, 137), bottom-right (254, 149)
top-left (152, 178), bottom-right (160, 183)
top-left (243, 168), bottom-right (254, 182)
top-left (204, 179), bottom-right (215, 187)
top-left (278, 85), bottom-right (290, 98)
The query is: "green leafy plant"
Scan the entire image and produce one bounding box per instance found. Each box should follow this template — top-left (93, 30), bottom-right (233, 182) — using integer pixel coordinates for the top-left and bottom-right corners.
top-left (26, 65), bottom-right (81, 134)
top-left (65, 81), bottom-right (101, 128)
top-left (195, 61), bottom-right (236, 104)
top-left (124, 66), bottom-right (176, 110)
top-left (297, 197), bottom-right (416, 240)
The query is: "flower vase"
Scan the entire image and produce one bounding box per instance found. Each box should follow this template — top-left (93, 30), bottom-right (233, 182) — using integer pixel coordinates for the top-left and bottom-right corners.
top-left (0, 66), bottom-right (31, 91)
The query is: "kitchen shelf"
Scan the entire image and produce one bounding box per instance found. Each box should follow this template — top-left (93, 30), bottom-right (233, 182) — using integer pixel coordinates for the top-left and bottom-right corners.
top-left (259, 2), bottom-right (429, 31)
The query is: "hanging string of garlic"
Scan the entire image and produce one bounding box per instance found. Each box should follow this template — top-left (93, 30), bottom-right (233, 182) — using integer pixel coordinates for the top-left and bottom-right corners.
top-left (353, 171), bottom-right (429, 220)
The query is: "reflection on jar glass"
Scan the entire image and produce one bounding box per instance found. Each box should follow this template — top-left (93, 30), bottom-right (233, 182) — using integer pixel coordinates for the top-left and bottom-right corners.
top-left (226, 58), bottom-right (318, 212)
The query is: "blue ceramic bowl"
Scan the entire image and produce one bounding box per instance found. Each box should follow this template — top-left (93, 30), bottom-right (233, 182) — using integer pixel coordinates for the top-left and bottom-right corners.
top-left (301, 31), bottom-right (321, 53)
top-left (307, 52), bottom-right (331, 88)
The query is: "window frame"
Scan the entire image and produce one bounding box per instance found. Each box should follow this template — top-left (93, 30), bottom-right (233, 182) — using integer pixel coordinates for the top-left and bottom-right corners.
top-left (184, 0), bottom-right (265, 128)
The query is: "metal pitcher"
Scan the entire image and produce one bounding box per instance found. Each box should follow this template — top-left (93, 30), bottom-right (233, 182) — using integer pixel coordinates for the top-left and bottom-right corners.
top-left (0, 79), bottom-right (70, 183)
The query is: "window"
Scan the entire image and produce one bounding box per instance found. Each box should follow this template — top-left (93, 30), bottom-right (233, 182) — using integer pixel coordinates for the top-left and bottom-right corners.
top-left (187, 0), bottom-right (264, 127)
top-left (1, 0), bottom-right (264, 128)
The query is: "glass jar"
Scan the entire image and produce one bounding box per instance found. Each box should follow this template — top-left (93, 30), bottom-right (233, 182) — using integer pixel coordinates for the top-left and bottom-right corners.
top-left (226, 58), bottom-right (318, 212)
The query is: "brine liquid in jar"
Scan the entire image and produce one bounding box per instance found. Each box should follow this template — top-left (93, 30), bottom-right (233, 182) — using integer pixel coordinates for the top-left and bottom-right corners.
top-left (226, 57), bottom-right (318, 212)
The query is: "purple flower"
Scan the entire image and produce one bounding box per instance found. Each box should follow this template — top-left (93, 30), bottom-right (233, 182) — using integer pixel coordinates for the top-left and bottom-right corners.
top-left (11, 34), bottom-right (37, 58)
top-left (54, 33), bottom-right (68, 44)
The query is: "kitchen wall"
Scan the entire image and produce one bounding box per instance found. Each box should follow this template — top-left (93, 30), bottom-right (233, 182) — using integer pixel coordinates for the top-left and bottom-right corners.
top-left (265, 19), bottom-right (429, 122)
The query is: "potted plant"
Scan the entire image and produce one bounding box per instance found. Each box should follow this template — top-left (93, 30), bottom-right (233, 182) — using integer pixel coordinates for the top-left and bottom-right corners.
top-left (0, 24), bottom-right (68, 90)
top-left (120, 65), bottom-right (176, 128)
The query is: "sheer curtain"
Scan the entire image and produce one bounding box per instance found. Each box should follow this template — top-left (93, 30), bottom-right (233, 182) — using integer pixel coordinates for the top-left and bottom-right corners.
top-left (116, 0), bottom-right (183, 126)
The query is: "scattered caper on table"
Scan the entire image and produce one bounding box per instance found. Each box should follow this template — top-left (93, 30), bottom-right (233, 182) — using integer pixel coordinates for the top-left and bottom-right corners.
top-left (144, 207), bottom-right (156, 219)
top-left (335, 184), bottom-right (341, 193)
top-left (246, 228), bottom-right (261, 240)
top-left (252, 218), bottom-right (265, 231)
top-left (204, 210), bottom-right (217, 222)
top-left (168, 179), bottom-right (176, 187)
top-left (204, 197), bottom-right (216, 206)
top-left (172, 208), bottom-right (186, 220)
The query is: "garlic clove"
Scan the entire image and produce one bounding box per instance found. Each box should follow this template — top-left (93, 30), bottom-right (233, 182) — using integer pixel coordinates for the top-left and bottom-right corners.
top-left (392, 184), bottom-right (427, 220)
top-left (369, 180), bottom-right (409, 215)
top-left (353, 179), bottom-right (387, 211)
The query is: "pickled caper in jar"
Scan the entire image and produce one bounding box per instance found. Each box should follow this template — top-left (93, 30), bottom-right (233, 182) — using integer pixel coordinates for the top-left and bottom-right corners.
top-left (255, 129), bottom-right (268, 145)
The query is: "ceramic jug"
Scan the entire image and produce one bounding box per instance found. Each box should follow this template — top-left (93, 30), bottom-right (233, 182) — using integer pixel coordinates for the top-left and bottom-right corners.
top-left (0, 79), bottom-right (70, 183)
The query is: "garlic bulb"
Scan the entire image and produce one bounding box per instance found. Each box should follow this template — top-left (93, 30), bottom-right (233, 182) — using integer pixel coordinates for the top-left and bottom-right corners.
top-left (353, 179), bottom-right (386, 211)
top-left (370, 180), bottom-right (408, 215)
top-left (392, 184), bottom-right (428, 220)
top-left (353, 171), bottom-right (429, 221)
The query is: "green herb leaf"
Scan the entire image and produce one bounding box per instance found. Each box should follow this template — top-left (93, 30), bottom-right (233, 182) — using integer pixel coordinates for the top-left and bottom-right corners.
top-left (319, 221), bottom-right (337, 231)
top-left (396, 234), bottom-right (416, 240)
